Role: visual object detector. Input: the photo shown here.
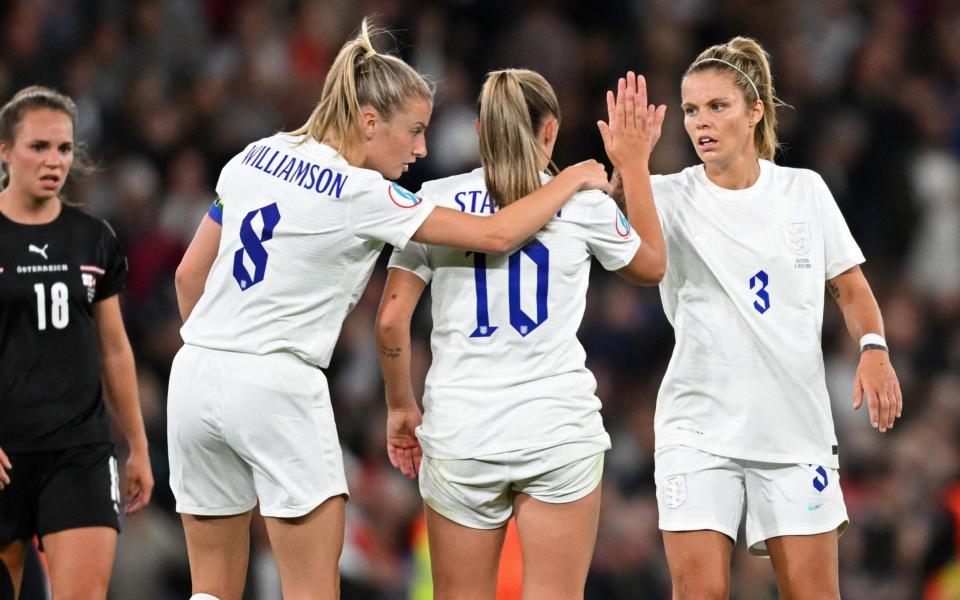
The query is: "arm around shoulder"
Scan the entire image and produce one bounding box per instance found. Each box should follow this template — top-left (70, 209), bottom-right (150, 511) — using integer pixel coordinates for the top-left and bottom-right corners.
top-left (411, 161), bottom-right (609, 253)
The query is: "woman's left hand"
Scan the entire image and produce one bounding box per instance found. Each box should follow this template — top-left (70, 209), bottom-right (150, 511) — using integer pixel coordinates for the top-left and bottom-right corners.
top-left (853, 350), bottom-right (902, 432)
top-left (387, 406), bottom-right (423, 479)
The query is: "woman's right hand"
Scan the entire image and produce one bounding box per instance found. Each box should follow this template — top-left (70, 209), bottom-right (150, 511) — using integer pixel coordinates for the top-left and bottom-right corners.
top-left (386, 406), bottom-right (423, 480)
top-left (561, 159), bottom-right (612, 193)
top-left (0, 446), bottom-right (11, 490)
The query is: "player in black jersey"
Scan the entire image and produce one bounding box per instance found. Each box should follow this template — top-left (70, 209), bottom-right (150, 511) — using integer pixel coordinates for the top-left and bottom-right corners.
top-left (0, 86), bottom-right (153, 599)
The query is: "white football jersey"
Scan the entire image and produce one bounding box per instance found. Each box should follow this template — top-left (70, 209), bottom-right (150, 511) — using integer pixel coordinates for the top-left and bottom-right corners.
top-left (181, 135), bottom-right (435, 368)
top-left (389, 168), bottom-right (640, 459)
top-left (653, 160), bottom-right (864, 468)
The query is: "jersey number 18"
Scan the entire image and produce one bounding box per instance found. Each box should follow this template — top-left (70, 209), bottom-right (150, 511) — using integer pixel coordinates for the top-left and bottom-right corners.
top-left (33, 282), bottom-right (69, 330)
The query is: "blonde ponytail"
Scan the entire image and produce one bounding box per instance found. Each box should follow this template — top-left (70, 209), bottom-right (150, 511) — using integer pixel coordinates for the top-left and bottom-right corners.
top-left (478, 69), bottom-right (560, 208)
top-left (685, 36), bottom-right (788, 161)
top-left (288, 18), bottom-right (433, 155)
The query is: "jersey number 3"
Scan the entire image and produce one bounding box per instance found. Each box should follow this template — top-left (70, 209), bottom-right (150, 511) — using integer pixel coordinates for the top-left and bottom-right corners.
top-left (470, 240), bottom-right (549, 338)
top-left (750, 270), bottom-right (771, 314)
top-left (233, 203), bottom-right (281, 291)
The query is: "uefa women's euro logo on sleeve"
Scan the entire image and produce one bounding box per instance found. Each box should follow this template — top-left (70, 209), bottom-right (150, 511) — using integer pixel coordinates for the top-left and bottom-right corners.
top-left (388, 183), bottom-right (422, 208)
top-left (615, 208), bottom-right (631, 238)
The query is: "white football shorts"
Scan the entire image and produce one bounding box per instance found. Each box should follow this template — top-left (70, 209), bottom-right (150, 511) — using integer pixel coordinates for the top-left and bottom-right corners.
top-left (420, 442), bottom-right (605, 530)
top-left (654, 444), bottom-right (848, 555)
top-left (168, 344), bottom-right (348, 518)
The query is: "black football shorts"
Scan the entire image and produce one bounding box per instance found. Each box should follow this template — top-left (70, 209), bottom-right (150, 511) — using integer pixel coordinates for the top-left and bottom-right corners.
top-left (0, 443), bottom-right (121, 544)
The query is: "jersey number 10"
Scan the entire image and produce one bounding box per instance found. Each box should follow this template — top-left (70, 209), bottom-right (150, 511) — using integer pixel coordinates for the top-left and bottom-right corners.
top-left (470, 240), bottom-right (549, 338)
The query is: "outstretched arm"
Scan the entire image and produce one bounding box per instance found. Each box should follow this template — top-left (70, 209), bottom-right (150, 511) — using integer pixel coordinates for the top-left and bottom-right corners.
top-left (827, 266), bottom-right (902, 432)
top-left (412, 160), bottom-right (611, 254)
top-left (175, 214), bottom-right (221, 322)
top-left (598, 71), bottom-right (667, 285)
top-left (375, 268), bottom-right (428, 479)
top-left (94, 296), bottom-right (154, 513)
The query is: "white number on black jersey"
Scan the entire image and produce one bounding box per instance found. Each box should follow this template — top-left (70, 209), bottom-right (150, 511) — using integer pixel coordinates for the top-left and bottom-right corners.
top-left (33, 281), bottom-right (70, 330)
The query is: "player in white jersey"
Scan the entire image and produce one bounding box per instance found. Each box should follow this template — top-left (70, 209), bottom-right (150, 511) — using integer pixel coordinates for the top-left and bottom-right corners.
top-left (376, 70), bottom-right (666, 599)
top-left (167, 20), bottom-right (611, 600)
top-left (642, 37), bottom-right (903, 598)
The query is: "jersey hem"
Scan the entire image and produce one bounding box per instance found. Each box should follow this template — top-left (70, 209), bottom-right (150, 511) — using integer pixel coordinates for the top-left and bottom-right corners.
top-left (419, 432), bottom-right (611, 461)
top-left (654, 438), bottom-right (840, 469)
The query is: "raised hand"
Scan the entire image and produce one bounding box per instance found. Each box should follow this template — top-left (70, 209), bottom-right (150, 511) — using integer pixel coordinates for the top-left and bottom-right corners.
top-left (597, 71), bottom-right (667, 171)
top-left (387, 406), bottom-right (423, 479)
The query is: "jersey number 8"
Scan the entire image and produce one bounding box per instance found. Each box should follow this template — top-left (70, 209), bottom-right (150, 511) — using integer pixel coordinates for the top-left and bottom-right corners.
top-left (233, 203), bottom-right (281, 291)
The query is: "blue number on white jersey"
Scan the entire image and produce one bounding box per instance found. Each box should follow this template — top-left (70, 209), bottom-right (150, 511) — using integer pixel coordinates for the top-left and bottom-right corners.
top-left (470, 240), bottom-right (550, 338)
top-left (233, 202), bottom-right (281, 290)
top-left (750, 269), bottom-right (770, 314)
top-left (469, 251), bottom-right (498, 338)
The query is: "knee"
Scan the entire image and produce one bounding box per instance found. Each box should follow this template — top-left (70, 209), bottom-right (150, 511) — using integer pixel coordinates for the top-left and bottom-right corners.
top-left (673, 573), bottom-right (728, 600)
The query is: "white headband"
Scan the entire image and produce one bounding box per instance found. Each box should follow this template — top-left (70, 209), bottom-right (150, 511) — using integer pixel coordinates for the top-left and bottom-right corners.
top-left (693, 58), bottom-right (760, 101)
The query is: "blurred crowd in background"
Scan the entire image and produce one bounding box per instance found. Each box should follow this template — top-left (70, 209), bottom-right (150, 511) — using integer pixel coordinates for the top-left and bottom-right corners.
top-left (2, 0), bottom-right (959, 598)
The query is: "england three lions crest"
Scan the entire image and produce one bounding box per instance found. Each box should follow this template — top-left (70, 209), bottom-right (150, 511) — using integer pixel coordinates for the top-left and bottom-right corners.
top-left (783, 222), bottom-right (812, 256)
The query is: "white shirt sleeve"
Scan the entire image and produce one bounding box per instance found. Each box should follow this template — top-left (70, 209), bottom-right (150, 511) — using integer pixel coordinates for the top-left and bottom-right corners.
top-left (347, 177), bottom-right (436, 250)
top-left (212, 152), bottom-right (245, 222)
top-left (580, 191), bottom-right (642, 271)
top-left (815, 174), bottom-right (865, 279)
top-left (387, 241), bottom-right (433, 283)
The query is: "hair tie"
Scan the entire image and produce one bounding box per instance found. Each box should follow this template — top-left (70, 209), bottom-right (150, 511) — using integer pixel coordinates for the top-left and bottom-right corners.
top-left (693, 58), bottom-right (760, 101)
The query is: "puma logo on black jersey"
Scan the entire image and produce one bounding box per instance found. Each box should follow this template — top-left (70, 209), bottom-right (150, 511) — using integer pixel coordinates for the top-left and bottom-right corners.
top-left (28, 243), bottom-right (49, 260)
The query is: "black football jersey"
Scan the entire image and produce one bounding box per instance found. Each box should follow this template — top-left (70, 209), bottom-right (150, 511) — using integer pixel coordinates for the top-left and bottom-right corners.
top-left (0, 204), bottom-right (126, 451)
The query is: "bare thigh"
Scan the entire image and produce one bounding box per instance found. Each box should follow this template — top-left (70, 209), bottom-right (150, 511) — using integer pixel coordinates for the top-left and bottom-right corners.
top-left (662, 530), bottom-right (733, 600)
top-left (181, 511), bottom-right (253, 600)
top-left (425, 504), bottom-right (507, 600)
top-left (263, 495), bottom-right (345, 600)
top-left (512, 485), bottom-right (602, 600)
top-left (41, 527), bottom-right (117, 600)
top-left (766, 530), bottom-right (840, 600)
top-left (0, 540), bottom-right (27, 600)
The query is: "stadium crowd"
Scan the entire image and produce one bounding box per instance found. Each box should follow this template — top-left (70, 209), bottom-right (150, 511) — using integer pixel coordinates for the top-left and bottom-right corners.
top-left (1, 0), bottom-right (958, 598)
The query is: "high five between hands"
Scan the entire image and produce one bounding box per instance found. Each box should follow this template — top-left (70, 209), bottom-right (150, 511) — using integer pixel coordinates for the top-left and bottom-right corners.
top-left (597, 71), bottom-right (667, 173)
